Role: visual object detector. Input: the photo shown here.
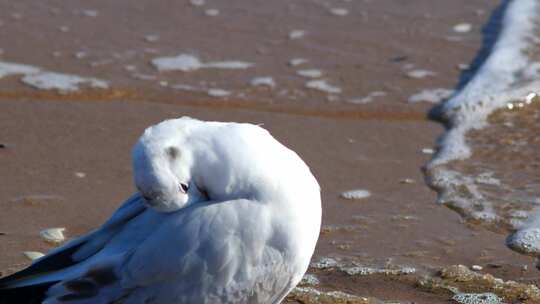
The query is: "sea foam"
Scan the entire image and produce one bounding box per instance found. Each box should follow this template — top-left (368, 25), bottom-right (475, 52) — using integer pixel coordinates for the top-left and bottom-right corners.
top-left (0, 62), bottom-right (40, 78)
top-left (432, 0), bottom-right (540, 165)
top-left (426, 0), bottom-right (540, 259)
top-left (22, 72), bottom-right (108, 92)
top-left (152, 54), bottom-right (253, 72)
top-left (0, 61), bottom-right (108, 92)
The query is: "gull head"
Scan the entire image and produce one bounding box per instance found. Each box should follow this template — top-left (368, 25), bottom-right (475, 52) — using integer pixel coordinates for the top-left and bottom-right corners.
top-left (132, 118), bottom-right (205, 212)
top-left (132, 116), bottom-right (320, 213)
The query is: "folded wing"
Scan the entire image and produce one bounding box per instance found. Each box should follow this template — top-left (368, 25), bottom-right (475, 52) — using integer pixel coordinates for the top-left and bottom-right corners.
top-left (0, 194), bottom-right (147, 303)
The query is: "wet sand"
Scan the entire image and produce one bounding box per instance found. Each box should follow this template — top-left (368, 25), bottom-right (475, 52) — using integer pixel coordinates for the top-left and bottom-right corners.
top-left (2, 99), bottom-right (538, 302)
top-left (1, 0), bottom-right (539, 303)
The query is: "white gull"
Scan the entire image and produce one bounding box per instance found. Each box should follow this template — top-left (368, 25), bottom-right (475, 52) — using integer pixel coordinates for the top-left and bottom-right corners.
top-left (0, 117), bottom-right (321, 304)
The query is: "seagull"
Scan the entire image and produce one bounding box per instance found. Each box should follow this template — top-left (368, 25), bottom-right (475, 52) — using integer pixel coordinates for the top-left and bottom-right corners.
top-left (0, 117), bottom-right (321, 304)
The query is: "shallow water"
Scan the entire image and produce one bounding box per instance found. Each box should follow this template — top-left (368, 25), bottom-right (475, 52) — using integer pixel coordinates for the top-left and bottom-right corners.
top-left (0, 0), bottom-right (491, 108)
top-left (425, 0), bottom-right (540, 265)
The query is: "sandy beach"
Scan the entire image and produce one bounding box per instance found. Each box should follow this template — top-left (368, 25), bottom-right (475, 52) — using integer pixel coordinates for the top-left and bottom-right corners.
top-left (2, 1), bottom-right (540, 303)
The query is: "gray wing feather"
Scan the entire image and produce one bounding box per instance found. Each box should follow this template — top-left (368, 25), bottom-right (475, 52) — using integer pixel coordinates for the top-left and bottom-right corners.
top-left (0, 194), bottom-right (146, 289)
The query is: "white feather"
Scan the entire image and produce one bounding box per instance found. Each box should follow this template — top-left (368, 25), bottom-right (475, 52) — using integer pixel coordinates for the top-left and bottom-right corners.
top-left (6, 117), bottom-right (321, 304)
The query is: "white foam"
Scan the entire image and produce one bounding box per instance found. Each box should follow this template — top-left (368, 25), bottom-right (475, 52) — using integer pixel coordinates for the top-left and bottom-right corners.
top-left (457, 63), bottom-right (470, 70)
top-left (0, 61), bottom-right (40, 78)
top-left (58, 26), bottom-right (70, 33)
top-left (190, 0), bottom-right (205, 6)
top-left (429, 169), bottom-right (499, 222)
top-left (289, 58), bottom-right (308, 66)
top-left (406, 69), bottom-right (436, 79)
top-left (453, 23), bottom-right (472, 33)
top-left (152, 54), bottom-right (253, 72)
top-left (82, 9), bottom-right (99, 17)
top-left (21, 72), bottom-right (109, 92)
top-left (305, 80), bottom-right (342, 94)
top-left (205, 9), bottom-right (219, 16)
top-left (508, 210), bottom-right (540, 255)
top-left (152, 54), bottom-right (201, 72)
top-left (170, 84), bottom-right (198, 91)
top-left (131, 73), bottom-right (157, 80)
top-left (124, 65), bottom-right (137, 72)
top-left (207, 88), bottom-right (230, 97)
top-left (300, 274), bottom-right (320, 286)
top-left (250, 77), bottom-right (275, 88)
top-left (74, 51), bottom-right (87, 59)
top-left (475, 172), bottom-right (501, 186)
top-left (204, 61), bottom-right (253, 69)
top-left (471, 265), bottom-right (483, 271)
top-left (297, 69), bottom-right (323, 78)
top-left (0, 61), bottom-right (108, 92)
top-left (349, 91), bottom-right (386, 104)
top-left (330, 8), bottom-right (349, 16)
top-left (408, 88), bottom-right (454, 104)
top-left (341, 189), bottom-right (371, 200)
top-left (289, 30), bottom-right (306, 40)
top-left (144, 35), bottom-right (160, 42)
top-left (452, 293), bottom-right (502, 304)
top-left (432, 0), bottom-right (540, 165)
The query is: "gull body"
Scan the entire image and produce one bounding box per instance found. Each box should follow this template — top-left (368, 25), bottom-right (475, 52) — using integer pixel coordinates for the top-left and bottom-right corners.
top-left (0, 117), bottom-right (321, 304)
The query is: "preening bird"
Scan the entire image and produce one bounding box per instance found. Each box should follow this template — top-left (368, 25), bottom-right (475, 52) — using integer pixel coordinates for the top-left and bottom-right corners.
top-left (0, 117), bottom-right (321, 304)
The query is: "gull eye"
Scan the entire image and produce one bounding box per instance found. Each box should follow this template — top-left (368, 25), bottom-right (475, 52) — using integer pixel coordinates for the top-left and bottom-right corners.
top-left (180, 183), bottom-right (189, 193)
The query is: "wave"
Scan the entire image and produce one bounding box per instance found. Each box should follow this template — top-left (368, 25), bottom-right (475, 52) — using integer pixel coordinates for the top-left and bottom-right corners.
top-left (426, 0), bottom-right (540, 261)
